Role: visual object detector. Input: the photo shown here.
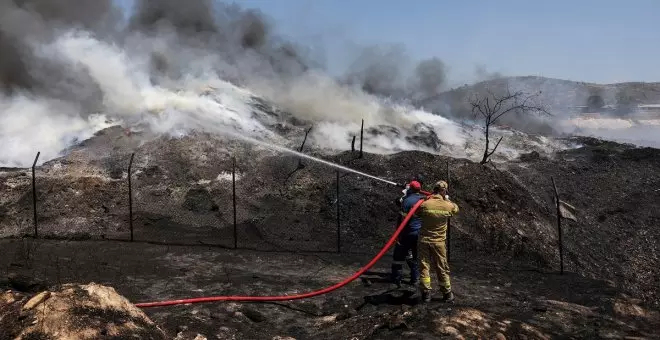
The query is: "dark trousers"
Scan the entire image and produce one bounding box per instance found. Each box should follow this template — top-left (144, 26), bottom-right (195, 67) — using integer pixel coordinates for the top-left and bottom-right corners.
top-left (390, 232), bottom-right (420, 283)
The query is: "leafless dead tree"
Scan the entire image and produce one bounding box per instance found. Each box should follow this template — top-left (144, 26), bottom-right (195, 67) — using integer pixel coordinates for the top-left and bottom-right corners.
top-left (470, 87), bottom-right (548, 164)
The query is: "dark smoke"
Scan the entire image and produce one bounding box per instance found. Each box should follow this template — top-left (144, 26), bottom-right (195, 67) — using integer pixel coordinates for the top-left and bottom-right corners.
top-left (341, 45), bottom-right (449, 106)
top-left (412, 57), bottom-right (447, 100)
top-left (341, 45), bottom-right (450, 102)
top-left (130, 0), bottom-right (218, 35)
top-left (342, 44), bottom-right (410, 99)
top-left (0, 30), bottom-right (32, 92)
top-left (237, 9), bottom-right (269, 49)
top-left (0, 0), bottom-right (119, 94)
top-left (129, 0), bottom-right (309, 84)
top-left (0, 0), bottom-right (555, 138)
top-left (12, 0), bottom-right (119, 29)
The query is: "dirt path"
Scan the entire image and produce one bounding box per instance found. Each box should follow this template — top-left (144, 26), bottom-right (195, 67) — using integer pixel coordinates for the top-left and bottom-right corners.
top-left (1, 238), bottom-right (658, 339)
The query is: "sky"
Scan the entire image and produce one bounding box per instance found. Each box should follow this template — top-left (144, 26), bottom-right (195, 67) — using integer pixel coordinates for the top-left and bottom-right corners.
top-left (114, 0), bottom-right (660, 85)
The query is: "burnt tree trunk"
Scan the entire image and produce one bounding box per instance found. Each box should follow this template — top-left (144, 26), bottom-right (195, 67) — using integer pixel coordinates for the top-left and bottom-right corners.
top-left (480, 119), bottom-right (491, 164)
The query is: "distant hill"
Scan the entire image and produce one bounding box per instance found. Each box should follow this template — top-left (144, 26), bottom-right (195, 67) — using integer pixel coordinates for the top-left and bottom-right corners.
top-left (422, 76), bottom-right (660, 117)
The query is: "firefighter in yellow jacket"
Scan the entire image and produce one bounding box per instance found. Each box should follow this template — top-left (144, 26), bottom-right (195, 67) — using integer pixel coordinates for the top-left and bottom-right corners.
top-left (417, 180), bottom-right (459, 303)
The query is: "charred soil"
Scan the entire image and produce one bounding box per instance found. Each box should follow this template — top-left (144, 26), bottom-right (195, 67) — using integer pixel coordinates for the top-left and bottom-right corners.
top-left (1, 129), bottom-right (659, 338)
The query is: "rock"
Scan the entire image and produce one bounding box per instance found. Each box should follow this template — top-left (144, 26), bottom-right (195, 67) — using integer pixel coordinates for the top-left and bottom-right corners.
top-left (174, 331), bottom-right (208, 340)
top-left (232, 311), bottom-right (247, 320)
top-left (243, 307), bottom-right (266, 322)
top-left (0, 283), bottom-right (166, 339)
top-left (22, 291), bottom-right (51, 310)
top-left (1, 291), bottom-right (18, 304)
top-left (494, 332), bottom-right (507, 340)
top-left (272, 336), bottom-right (296, 340)
top-left (387, 317), bottom-right (408, 330)
top-left (196, 308), bottom-right (211, 317)
top-left (440, 325), bottom-right (460, 336)
top-left (335, 309), bottom-right (357, 321)
top-left (182, 188), bottom-right (217, 213)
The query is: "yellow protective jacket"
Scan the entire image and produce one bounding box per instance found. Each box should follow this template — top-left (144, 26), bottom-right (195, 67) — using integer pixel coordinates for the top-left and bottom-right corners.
top-left (418, 194), bottom-right (459, 243)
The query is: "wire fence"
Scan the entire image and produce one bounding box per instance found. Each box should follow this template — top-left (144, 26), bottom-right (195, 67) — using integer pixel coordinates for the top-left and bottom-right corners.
top-left (6, 142), bottom-right (568, 273)
top-left (15, 148), bottom-right (382, 256)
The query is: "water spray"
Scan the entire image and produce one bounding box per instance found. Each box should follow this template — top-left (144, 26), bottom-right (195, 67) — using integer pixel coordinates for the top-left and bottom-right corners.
top-left (220, 128), bottom-right (400, 186)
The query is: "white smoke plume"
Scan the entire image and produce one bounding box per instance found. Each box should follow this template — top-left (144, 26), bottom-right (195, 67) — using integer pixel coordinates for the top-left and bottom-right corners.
top-left (0, 0), bottom-right (473, 167)
top-left (0, 0), bottom-right (654, 168)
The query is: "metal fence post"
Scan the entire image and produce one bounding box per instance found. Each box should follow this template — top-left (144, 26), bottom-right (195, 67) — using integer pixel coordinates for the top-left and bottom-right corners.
top-left (359, 119), bottom-right (364, 158)
top-left (233, 157), bottom-right (238, 249)
top-left (128, 153), bottom-right (135, 242)
top-left (32, 152), bottom-right (40, 238)
top-left (336, 170), bottom-right (341, 253)
top-left (446, 160), bottom-right (451, 263)
top-left (551, 177), bottom-right (564, 275)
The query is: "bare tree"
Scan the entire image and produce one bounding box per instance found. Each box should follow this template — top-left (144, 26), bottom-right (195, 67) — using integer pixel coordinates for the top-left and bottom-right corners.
top-left (470, 87), bottom-right (548, 164)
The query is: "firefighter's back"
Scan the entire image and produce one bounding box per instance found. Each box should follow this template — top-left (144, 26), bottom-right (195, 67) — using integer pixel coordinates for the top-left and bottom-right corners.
top-left (419, 195), bottom-right (459, 243)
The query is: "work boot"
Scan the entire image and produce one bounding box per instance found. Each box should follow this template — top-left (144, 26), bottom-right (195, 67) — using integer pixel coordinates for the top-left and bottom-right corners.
top-left (421, 290), bottom-right (432, 303)
top-left (390, 276), bottom-right (402, 288)
top-left (390, 272), bottom-right (403, 288)
top-left (442, 291), bottom-right (455, 303)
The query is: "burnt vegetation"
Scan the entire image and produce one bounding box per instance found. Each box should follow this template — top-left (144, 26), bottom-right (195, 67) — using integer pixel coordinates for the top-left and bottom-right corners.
top-left (1, 0), bottom-right (660, 338)
top-left (469, 87), bottom-right (548, 164)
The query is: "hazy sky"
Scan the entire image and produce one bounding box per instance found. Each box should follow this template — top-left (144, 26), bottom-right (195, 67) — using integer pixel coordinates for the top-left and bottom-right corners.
top-left (115, 0), bottom-right (660, 85)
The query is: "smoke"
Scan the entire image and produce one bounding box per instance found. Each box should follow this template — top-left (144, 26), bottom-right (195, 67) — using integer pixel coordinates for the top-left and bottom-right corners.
top-left (130, 0), bottom-right (218, 35)
top-left (1, 0), bottom-right (651, 168)
top-left (474, 64), bottom-right (503, 82)
top-left (0, 0), bottom-right (122, 112)
top-left (128, 0), bottom-right (309, 85)
top-left (413, 57), bottom-right (448, 101)
top-left (341, 44), bottom-right (411, 99)
top-left (340, 45), bottom-right (448, 105)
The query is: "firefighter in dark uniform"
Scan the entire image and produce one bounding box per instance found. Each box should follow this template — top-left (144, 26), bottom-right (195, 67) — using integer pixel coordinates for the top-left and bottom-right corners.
top-left (390, 180), bottom-right (425, 286)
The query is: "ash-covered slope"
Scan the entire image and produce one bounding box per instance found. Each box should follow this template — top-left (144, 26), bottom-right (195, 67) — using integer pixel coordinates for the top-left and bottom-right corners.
top-left (1, 129), bottom-right (658, 308)
top-left (503, 137), bottom-right (660, 306)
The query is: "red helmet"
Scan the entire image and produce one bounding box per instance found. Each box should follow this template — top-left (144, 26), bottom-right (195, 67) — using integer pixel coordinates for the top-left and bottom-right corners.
top-left (409, 181), bottom-right (422, 190)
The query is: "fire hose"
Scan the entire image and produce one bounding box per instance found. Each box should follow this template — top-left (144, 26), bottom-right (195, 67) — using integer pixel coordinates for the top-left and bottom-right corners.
top-left (134, 198), bottom-right (425, 308)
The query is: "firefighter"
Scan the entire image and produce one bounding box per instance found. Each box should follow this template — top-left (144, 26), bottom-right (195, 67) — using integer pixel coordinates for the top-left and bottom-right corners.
top-left (394, 174), bottom-right (425, 206)
top-left (417, 180), bottom-right (459, 303)
top-left (390, 180), bottom-right (425, 287)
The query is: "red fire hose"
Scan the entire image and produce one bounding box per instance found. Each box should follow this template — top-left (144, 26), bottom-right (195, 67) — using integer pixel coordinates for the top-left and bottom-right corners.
top-left (134, 199), bottom-right (425, 308)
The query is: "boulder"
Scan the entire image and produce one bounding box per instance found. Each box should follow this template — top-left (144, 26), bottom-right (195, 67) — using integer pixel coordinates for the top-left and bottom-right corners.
top-left (0, 283), bottom-right (166, 339)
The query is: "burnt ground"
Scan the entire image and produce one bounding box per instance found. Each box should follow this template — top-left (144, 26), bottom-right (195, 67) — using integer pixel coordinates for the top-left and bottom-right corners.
top-left (502, 137), bottom-right (660, 307)
top-left (1, 128), bottom-right (660, 338)
top-left (1, 239), bottom-right (658, 339)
